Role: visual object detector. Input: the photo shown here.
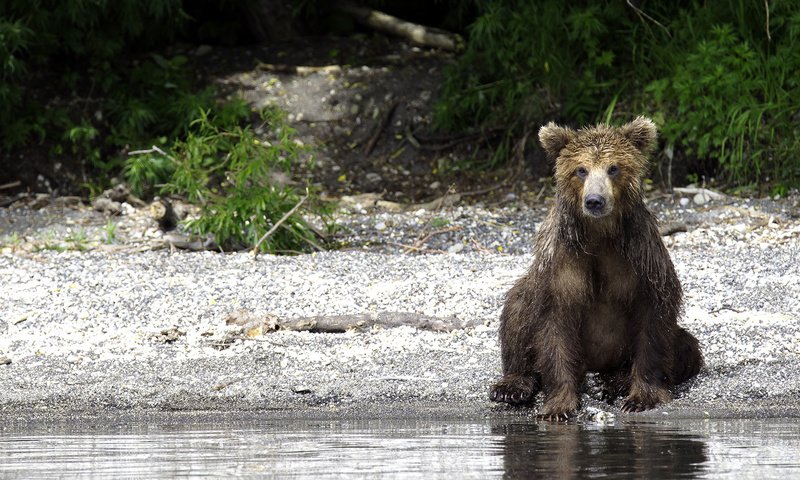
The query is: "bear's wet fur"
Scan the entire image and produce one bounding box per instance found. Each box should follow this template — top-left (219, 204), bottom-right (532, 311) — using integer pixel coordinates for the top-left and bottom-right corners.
top-left (489, 117), bottom-right (703, 419)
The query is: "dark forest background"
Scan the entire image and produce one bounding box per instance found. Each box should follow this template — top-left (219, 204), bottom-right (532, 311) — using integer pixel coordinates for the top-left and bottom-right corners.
top-left (1, 0), bottom-right (798, 251)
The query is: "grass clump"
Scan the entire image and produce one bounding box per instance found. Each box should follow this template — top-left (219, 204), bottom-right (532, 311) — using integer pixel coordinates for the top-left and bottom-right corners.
top-left (125, 101), bottom-right (322, 254)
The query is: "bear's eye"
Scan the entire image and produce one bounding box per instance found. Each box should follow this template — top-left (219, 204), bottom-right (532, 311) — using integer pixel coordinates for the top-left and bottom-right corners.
top-left (576, 167), bottom-right (588, 179)
top-left (607, 165), bottom-right (619, 176)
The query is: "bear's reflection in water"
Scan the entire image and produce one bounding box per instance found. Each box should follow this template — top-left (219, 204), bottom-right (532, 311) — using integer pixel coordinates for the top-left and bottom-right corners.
top-left (494, 422), bottom-right (707, 478)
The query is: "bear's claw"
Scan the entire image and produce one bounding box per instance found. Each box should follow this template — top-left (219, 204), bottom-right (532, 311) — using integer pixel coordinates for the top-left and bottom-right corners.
top-left (489, 375), bottom-right (538, 405)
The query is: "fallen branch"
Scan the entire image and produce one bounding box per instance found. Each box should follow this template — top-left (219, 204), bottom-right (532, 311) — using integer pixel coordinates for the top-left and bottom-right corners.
top-left (411, 193), bottom-right (461, 211)
top-left (386, 241), bottom-right (447, 254)
top-left (0, 192), bottom-right (31, 208)
top-left (0, 180), bottom-right (21, 190)
top-left (251, 192), bottom-right (308, 258)
top-left (337, 2), bottom-right (464, 51)
top-left (256, 62), bottom-right (343, 76)
top-left (407, 225), bottom-right (462, 252)
top-left (225, 310), bottom-right (483, 334)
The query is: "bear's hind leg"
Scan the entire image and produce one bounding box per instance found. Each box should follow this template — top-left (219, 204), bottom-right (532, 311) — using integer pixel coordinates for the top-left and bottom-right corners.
top-left (672, 327), bottom-right (703, 385)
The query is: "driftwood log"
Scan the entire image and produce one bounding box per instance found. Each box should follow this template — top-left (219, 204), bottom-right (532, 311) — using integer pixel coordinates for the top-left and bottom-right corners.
top-left (225, 309), bottom-right (483, 335)
top-left (336, 2), bottom-right (464, 51)
top-left (149, 198), bottom-right (179, 231)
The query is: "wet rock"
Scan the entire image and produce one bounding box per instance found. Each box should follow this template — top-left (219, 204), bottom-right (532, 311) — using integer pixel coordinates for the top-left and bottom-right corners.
top-left (92, 197), bottom-right (122, 215)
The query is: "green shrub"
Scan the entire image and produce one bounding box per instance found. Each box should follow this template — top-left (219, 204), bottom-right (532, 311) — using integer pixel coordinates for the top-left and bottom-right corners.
top-left (125, 104), bottom-right (321, 254)
top-left (437, 0), bottom-right (800, 188)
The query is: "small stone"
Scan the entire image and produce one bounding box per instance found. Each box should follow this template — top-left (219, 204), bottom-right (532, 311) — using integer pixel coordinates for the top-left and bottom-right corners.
top-left (504, 193), bottom-right (517, 202)
top-left (429, 181), bottom-right (441, 190)
top-left (693, 192), bottom-right (710, 205)
top-left (0, 356), bottom-right (11, 366)
top-left (66, 355), bottom-right (80, 364)
top-left (365, 172), bottom-right (382, 184)
top-left (292, 385), bottom-right (312, 394)
top-left (679, 197), bottom-right (690, 207)
top-left (375, 221), bottom-right (386, 231)
top-left (194, 45), bottom-right (212, 56)
top-left (447, 243), bottom-right (464, 254)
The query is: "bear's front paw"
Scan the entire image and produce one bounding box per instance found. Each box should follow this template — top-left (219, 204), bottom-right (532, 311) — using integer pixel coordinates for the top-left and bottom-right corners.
top-left (489, 374), bottom-right (539, 405)
top-left (622, 385), bottom-right (672, 412)
top-left (538, 388), bottom-right (579, 421)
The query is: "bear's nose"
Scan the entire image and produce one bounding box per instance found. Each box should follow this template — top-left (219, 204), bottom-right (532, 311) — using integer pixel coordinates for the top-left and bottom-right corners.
top-left (584, 194), bottom-right (606, 213)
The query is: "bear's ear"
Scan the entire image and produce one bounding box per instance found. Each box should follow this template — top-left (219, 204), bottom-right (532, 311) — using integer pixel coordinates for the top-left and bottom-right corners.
top-left (620, 116), bottom-right (658, 153)
top-left (538, 122), bottom-right (575, 158)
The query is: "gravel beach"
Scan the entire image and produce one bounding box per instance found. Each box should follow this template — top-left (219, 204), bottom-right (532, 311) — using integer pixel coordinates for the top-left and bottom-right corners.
top-left (1, 194), bottom-right (799, 421)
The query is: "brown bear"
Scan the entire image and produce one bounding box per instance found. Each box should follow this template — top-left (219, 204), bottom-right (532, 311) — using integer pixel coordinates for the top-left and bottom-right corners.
top-left (489, 116), bottom-right (703, 420)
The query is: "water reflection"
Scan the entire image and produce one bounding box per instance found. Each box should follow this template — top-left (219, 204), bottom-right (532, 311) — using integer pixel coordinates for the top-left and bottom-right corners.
top-left (0, 416), bottom-right (799, 478)
top-left (497, 422), bottom-right (706, 478)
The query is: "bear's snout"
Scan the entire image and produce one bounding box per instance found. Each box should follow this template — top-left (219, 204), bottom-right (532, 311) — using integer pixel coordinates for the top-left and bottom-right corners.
top-left (584, 194), bottom-right (606, 215)
top-left (581, 169), bottom-right (614, 218)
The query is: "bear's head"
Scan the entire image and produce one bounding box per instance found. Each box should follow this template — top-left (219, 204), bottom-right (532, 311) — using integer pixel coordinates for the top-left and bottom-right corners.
top-left (538, 116), bottom-right (657, 220)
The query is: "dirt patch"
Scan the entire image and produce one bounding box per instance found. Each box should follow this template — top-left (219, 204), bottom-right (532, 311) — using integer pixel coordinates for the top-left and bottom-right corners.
top-left (203, 35), bottom-right (531, 202)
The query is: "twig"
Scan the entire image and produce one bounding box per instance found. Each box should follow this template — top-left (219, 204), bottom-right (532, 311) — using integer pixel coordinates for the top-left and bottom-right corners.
top-left (251, 192), bottom-right (308, 258)
top-left (128, 145), bottom-right (170, 156)
top-left (765, 0), bottom-right (771, 41)
top-left (626, 0), bottom-right (670, 37)
top-left (365, 102), bottom-right (398, 156)
top-left (459, 182), bottom-right (509, 197)
top-left (709, 306), bottom-right (744, 314)
top-left (470, 238), bottom-right (492, 254)
top-left (412, 132), bottom-right (484, 151)
top-left (391, 226), bottom-right (461, 255)
top-left (410, 225), bottom-right (462, 251)
top-left (0, 180), bottom-right (21, 190)
top-left (387, 242), bottom-right (447, 254)
top-left (535, 182), bottom-right (548, 202)
top-left (212, 377), bottom-right (244, 391)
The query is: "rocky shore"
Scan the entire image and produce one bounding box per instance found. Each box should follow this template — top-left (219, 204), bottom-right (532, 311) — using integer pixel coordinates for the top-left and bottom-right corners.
top-left (1, 192), bottom-right (798, 421)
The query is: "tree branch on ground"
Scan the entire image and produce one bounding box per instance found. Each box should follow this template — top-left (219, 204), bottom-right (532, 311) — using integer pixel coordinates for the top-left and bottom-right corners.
top-left (336, 2), bottom-right (464, 51)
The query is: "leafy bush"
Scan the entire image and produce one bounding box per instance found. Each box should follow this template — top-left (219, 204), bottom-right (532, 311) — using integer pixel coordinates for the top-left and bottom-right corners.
top-left (125, 103), bottom-right (321, 253)
top-left (437, 0), bottom-right (800, 188)
top-left (2, 1), bottom-right (323, 253)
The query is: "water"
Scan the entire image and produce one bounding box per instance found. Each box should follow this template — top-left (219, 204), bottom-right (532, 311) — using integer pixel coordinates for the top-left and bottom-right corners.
top-left (1, 416), bottom-right (800, 478)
